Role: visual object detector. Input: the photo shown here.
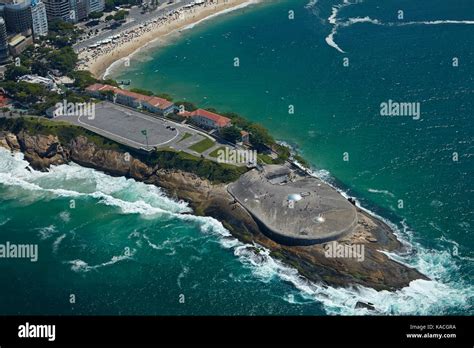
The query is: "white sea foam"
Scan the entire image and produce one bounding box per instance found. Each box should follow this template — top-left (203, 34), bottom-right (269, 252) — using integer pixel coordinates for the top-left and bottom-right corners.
top-left (367, 188), bottom-right (395, 198)
top-left (322, 0), bottom-right (364, 53)
top-left (342, 16), bottom-right (382, 26)
top-left (37, 225), bottom-right (58, 240)
top-left (398, 20), bottom-right (474, 26)
top-left (177, 265), bottom-right (189, 288)
top-left (325, 30), bottom-right (346, 53)
top-left (66, 250), bottom-right (136, 273)
top-left (1, 148), bottom-right (472, 314)
top-left (52, 234), bottom-right (67, 254)
top-left (0, 217), bottom-right (10, 227)
top-left (310, 0), bottom-right (474, 53)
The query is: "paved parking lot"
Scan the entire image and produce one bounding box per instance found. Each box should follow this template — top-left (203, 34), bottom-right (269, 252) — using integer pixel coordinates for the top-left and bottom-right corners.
top-left (77, 102), bottom-right (180, 149)
top-left (54, 101), bottom-right (227, 156)
top-left (53, 101), bottom-right (245, 165)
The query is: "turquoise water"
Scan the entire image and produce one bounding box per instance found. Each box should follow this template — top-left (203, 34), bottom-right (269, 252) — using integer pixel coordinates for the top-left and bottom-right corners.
top-left (1, 0), bottom-right (473, 315)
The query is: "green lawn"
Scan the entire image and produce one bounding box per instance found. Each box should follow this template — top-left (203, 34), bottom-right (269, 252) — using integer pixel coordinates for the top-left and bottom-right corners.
top-left (188, 137), bottom-right (215, 153)
top-left (258, 153), bottom-right (274, 164)
top-left (177, 132), bottom-right (193, 143)
top-left (209, 146), bottom-right (226, 158)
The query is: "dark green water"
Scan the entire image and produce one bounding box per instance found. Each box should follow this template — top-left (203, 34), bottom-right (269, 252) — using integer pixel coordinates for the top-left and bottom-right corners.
top-left (0, 0), bottom-right (472, 315)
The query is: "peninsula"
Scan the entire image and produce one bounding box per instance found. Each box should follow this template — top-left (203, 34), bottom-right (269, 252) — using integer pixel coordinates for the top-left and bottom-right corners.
top-left (0, 0), bottom-right (428, 306)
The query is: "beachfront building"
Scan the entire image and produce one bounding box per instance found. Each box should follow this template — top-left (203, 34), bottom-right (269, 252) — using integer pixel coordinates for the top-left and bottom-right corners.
top-left (87, 0), bottom-right (103, 13)
top-left (68, 0), bottom-right (88, 22)
top-left (187, 109), bottom-right (232, 130)
top-left (86, 83), bottom-right (176, 116)
top-left (43, 0), bottom-right (71, 22)
top-left (31, 0), bottom-right (48, 38)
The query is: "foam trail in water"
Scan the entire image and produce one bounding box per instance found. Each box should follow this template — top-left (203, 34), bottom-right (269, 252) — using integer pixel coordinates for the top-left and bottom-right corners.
top-left (66, 249), bottom-right (136, 273)
top-left (309, 0), bottom-right (474, 53)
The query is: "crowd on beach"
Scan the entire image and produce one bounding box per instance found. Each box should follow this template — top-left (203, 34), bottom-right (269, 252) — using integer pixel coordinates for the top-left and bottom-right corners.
top-left (76, 1), bottom-right (221, 73)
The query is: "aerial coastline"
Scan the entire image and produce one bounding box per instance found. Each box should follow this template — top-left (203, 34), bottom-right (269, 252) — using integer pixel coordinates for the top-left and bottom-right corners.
top-left (0, 0), bottom-right (470, 318)
top-left (77, 0), bottom-right (262, 79)
top-left (0, 0), bottom-right (428, 296)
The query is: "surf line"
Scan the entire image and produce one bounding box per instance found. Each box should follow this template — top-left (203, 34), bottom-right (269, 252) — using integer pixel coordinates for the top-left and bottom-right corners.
top-left (326, 13), bottom-right (474, 54)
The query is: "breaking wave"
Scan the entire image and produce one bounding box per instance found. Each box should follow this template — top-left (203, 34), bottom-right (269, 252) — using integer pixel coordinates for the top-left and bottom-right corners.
top-left (306, 0), bottom-right (474, 53)
top-left (0, 148), bottom-right (472, 315)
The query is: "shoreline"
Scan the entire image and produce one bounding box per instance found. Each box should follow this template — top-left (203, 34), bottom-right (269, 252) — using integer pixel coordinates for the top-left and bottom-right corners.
top-left (79, 0), bottom-right (261, 79)
top-left (0, 127), bottom-right (428, 293)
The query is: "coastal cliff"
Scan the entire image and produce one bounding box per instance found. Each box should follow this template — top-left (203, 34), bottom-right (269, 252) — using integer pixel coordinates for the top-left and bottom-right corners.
top-left (0, 130), bottom-right (428, 293)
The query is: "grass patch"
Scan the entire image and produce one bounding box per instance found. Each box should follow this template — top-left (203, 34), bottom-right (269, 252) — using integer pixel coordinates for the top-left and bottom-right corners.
top-left (188, 137), bottom-right (215, 153)
top-left (258, 153), bottom-right (274, 164)
top-left (177, 132), bottom-right (193, 143)
top-left (149, 149), bottom-right (247, 183)
top-left (209, 146), bottom-right (226, 158)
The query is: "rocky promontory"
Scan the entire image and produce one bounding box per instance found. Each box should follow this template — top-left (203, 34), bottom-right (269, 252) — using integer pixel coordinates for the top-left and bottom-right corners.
top-left (0, 130), bottom-right (428, 292)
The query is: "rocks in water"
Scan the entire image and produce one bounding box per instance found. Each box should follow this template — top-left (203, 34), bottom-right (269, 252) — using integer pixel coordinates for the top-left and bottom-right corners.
top-left (355, 301), bottom-right (376, 310)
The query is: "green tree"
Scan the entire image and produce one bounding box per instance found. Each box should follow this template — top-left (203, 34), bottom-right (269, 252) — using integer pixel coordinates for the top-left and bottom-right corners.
top-left (220, 126), bottom-right (241, 143)
top-left (71, 70), bottom-right (97, 89)
top-left (31, 60), bottom-right (49, 76)
top-left (4, 65), bottom-right (30, 81)
top-left (248, 123), bottom-right (274, 150)
top-left (174, 101), bottom-right (197, 112)
top-left (47, 46), bottom-right (78, 75)
top-left (88, 11), bottom-right (103, 19)
top-left (113, 10), bottom-right (129, 21)
top-left (130, 88), bottom-right (154, 96)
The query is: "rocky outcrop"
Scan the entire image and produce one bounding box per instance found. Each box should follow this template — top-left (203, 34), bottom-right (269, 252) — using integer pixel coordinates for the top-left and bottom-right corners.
top-left (69, 136), bottom-right (153, 180)
top-left (0, 131), bottom-right (428, 291)
top-left (0, 131), bottom-right (20, 151)
top-left (14, 131), bottom-right (69, 170)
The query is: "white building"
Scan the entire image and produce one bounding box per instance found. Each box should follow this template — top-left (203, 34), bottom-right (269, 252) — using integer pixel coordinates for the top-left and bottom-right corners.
top-left (18, 74), bottom-right (59, 92)
top-left (31, 0), bottom-right (48, 38)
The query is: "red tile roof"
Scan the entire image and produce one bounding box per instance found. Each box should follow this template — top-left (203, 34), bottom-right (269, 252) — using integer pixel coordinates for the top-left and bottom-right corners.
top-left (0, 95), bottom-right (9, 107)
top-left (86, 84), bottom-right (174, 109)
top-left (191, 109), bottom-right (231, 127)
top-left (145, 96), bottom-right (174, 109)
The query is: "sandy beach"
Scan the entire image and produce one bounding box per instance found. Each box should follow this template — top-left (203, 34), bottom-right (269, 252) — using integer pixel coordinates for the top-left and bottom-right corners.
top-left (78, 0), bottom-right (259, 79)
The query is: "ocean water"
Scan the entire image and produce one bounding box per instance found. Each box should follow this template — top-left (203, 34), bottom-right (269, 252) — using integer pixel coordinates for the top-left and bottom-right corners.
top-left (1, 0), bottom-right (473, 315)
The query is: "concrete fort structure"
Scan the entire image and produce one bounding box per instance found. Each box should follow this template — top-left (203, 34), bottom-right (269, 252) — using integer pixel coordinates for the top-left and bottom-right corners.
top-left (228, 165), bottom-right (358, 246)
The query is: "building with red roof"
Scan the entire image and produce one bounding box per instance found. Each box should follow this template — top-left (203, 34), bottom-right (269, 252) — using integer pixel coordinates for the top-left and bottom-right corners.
top-left (86, 83), bottom-right (176, 116)
top-left (187, 109), bottom-right (232, 130)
